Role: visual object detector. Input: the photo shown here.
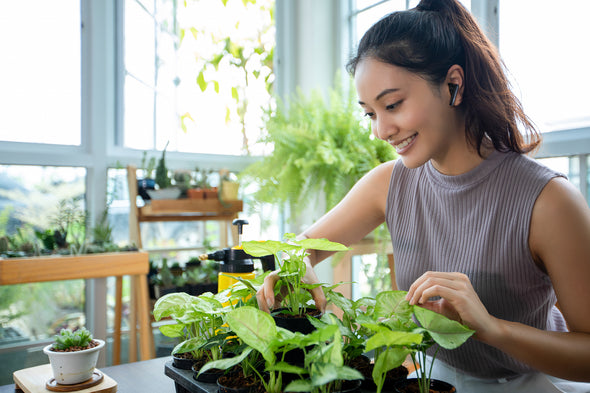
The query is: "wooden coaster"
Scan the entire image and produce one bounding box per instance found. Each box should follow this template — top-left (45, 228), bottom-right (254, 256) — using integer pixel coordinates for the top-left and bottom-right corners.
top-left (46, 370), bottom-right (104, 392)
top-left (13, 364), bottom-right (117, 393)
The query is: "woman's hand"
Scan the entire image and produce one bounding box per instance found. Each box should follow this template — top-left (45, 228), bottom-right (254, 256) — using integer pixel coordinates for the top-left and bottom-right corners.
top-left (255, 261), bottom-right (327, 313)
top-left (405, 271), bottom-right (500, 341)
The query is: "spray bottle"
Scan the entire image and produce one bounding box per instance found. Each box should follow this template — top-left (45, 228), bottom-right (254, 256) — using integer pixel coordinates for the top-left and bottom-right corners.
top-left (199, 219), bottom-right (275, 293)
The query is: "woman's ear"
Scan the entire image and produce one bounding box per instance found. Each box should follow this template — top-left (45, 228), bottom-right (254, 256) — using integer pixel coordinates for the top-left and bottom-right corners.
top-left (446, 64), bottom-right (464, 106)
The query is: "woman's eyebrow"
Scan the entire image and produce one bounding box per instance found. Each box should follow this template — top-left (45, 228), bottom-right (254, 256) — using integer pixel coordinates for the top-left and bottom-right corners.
top-left (358, 88), bottom-right (400, 105)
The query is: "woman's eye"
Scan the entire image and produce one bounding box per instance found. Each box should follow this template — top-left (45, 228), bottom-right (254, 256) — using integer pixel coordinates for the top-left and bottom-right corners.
top-left (386, 101), bottom-right (402, 111)
top-left (363, 112), bottom-right (375, 119)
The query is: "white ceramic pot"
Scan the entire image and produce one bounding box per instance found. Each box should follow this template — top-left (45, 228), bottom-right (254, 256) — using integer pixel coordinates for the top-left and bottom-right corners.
top-left (43, 339), bottom-right (105, 385)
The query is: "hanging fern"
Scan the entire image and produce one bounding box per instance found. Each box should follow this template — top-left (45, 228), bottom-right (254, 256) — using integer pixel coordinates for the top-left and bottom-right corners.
top-left (242, 77), bottom-right (396, 221)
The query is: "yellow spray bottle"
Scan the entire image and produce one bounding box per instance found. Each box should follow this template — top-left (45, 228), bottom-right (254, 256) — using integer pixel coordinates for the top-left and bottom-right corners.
top-left (199, 219), bottom-right (275, 296)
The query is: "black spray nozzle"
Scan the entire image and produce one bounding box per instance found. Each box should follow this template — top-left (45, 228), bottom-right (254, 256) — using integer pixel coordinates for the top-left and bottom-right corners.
top-left (199, 247), bottom-right (275, 272)
top-left (232, 218), bottom-right (248, 246)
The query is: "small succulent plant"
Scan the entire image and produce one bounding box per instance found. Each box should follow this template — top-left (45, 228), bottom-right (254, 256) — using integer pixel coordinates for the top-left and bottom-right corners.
top-left (51, 327), bottom-right (95, 351)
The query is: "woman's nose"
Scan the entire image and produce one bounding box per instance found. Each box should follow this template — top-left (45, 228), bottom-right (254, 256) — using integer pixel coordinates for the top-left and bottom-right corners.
top-left (374, 116), bottom-right (396, 141)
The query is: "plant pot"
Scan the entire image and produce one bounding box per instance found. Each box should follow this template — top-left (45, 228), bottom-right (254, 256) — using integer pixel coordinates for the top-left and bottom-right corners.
top-left (271, 307), bottom-right (321, 335)
top-left (394, 378), bottom-right (456, 393)
top-left (187, 188), bottom-right (205, 199)
top-left (272, 307), bottom-right (322, 366)
top-left (154, 285), bottom-right (182, 299)
top-left (43, 339), bottom-right (105, 385)
top-left (192, 363), bottom-right (224, 384)
top-left (350, 355), bottom-right (408, 392)
top-left (220, 181), bottom-right (239, 201)
top-left (185, 282), bottom-right (218, 296)
top-left (173, 353), bottom-right (197, 370)
top-left (147, 187), bottom-right (182, 200)
top-left (203, 187), bottom-right (218, 200)
top-left (164, 359), bottom-right (212, 393)
top-left (335, 379), bottom-right (362, 393)
top-left (217, 370), bottom-right (262, 393)
top-left (284, 379), bottom-right (362, 393)
top-left (137, 178), bottom-right (156, 201)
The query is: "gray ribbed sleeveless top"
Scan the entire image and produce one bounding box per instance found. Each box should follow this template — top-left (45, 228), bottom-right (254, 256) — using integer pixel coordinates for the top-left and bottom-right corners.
top-left (385, 150), bottom-right (568, 379)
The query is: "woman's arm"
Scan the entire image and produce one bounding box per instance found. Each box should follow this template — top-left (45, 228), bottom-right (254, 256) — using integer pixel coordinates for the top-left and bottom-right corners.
top-left (406, 177), bottom-right (590, 381)
top-left (256, 160), bottom-right (395, 312)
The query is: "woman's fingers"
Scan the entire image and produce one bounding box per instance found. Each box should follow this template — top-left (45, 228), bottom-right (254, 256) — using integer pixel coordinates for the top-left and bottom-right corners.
top-left (256, 270), bottom-right (280, 313)
top-left (406, 271), bottom-right (470, 305)
top-left (405, 271), bottom-right (496, 337)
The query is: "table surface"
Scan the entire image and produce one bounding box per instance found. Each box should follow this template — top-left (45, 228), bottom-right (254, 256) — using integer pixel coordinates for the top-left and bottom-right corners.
top-left (0, 357), bottom-right (178, 393)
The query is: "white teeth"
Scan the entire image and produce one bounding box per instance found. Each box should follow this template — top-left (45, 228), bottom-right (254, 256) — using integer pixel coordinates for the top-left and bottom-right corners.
top-left (394, 134), bottom-right (416, 151)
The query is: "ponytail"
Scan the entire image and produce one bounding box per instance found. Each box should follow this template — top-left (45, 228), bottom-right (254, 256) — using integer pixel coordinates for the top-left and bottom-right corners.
top-left (347, 0), bottom-right (541, 155)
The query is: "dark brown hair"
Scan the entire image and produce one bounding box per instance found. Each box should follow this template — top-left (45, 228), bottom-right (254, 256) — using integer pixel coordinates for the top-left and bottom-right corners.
top-left (346, 0), bottom-right (540, 155)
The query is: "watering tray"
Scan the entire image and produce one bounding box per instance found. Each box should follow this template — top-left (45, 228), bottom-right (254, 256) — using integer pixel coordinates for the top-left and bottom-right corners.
top-left (13, 364), bottom-right (117, 393)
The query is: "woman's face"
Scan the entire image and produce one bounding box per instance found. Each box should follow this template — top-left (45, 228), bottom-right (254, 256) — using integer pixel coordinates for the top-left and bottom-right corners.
top-left (355, 57), bottom-right (462, 170)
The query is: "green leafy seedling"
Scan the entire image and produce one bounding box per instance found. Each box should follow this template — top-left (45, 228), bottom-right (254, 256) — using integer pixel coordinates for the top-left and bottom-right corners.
top-left (363, 290), bottom-right (475, 393)
top-left (52, 327), bottom-right (93, 350)
top-left (242, 234), bottom-right (349, 316)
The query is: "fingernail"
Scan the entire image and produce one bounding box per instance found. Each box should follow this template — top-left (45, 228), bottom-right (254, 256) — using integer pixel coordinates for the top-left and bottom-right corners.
top-left (267, 298), bottom-right (273, 310)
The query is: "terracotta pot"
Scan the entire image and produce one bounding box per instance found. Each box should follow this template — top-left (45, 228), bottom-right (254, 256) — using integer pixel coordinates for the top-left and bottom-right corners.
top-left (203, 187), bottom-right (218, 200)
top-left (187, 188), bottom-right (204, 199)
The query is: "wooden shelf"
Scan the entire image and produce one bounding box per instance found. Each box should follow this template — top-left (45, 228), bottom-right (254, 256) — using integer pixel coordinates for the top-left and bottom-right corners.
top-left (0, 251), bottom-right (149, 285)
top-left (0, 251), bottom-right (152, 364)
top-left (138, 198), bottom-right (243, 222)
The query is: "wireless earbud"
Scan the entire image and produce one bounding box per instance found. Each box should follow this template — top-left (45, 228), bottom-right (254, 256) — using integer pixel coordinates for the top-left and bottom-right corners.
top-left (448, 83), bottom-right (459, 106)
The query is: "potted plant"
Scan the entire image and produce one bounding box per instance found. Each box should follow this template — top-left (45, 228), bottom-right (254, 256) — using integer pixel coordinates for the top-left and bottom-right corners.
top-left (137, 151), bottom-right (157, 201)
top-left (241, 79), bottom-right (396, 223)
top-left (363, 291), bottom-right (475, 393)
top-left (284, 314), bottom-right (364, 393)
top-left (153, 291), bottom-right (230, 379)
top-left (148, 142), bottom-right (181, 200)
top-left (219, 169), bottom-right (240, 204)
top-left (242, 234), bottom-right (349, 334)
top-left (320, 288), bottom-right (409, 391)
top-left (152, 259), bottom-right (186, 299)
top-left (198, 306), bottom-right (307, 393)
top-left (184, 258), bottom-right (219, 296)
top-left (42, 327), bottom-right (105, 385)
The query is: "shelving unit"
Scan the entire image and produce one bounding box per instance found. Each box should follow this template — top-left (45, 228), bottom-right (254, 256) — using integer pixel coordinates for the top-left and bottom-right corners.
top-left (125, 165), bottom-right (244, 361)
top-left (127, 165), bottom-right (242, 250)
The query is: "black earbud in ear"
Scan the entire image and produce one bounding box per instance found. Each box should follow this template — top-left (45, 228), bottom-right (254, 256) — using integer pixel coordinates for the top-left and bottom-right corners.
top-left (448, 83), bottom-right (459, 106)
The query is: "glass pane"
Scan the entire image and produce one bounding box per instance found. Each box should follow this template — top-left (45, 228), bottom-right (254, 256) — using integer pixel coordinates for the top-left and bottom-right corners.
top-left (123, 0), bottom-right (275, 155)
top-left (0, 165), bottom-right (86, 384)
top-left (0, 1), bottom-right (81, 145)
top-left (500, 1), bottom-right (590, 132)
top-left (124, 75), bottom-right (155, 150)
top-left (355, 1), bottom-right (406, 43)
top-left (351, 254), bottom-right (393, 300)
top-left (125, 0), bottom-right (156, 85)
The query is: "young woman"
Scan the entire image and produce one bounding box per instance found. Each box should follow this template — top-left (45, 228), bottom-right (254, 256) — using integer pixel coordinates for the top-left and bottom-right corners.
top-left (256, 0), bottom-right (590, 391)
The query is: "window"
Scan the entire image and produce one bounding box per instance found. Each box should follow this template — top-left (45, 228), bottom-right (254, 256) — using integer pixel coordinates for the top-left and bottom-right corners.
top-left (0, 1), bottom-right (81, 145)
top-left (122, 0), bottom-right (275, 155)
top-left (499, 1), bottom-right (590, 133)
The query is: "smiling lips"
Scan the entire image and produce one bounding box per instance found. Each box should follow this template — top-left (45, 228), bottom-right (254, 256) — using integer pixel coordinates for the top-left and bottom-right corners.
top-left (393, 133), bottom-right (417, 153)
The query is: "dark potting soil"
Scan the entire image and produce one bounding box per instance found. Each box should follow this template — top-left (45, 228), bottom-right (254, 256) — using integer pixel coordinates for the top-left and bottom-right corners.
top-left (217, 370), bottom-right (265, 393)
top-left (47, 339), bottom-right (101, 352)
top-left (395, 379), bottom-right (456, 393)
top-left (348, 355), bottom-right (408, 391)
